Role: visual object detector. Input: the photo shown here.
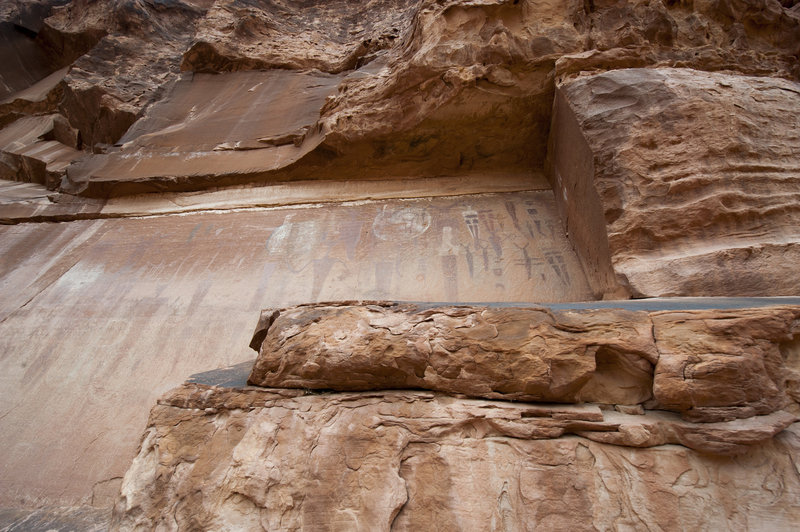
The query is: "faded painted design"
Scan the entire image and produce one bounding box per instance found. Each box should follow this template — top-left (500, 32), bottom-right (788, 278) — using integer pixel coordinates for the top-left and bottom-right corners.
top-left (0, 190), bottom-right (589, 507)
top-left (250, 192), bottom-right (590, 304)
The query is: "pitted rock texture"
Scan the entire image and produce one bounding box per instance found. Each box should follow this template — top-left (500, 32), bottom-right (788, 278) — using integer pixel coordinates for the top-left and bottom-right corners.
top-left (249, 303), bottom-right (800, 422)
top-left (549, 67), bottom-right (800, 298)
top-left (110, 384), bottom-right (800, 531)
top-left (652, 308), bottom-right (799, 422)
top-left (248, 303), bottom-right (659, 405)
top-left (3, 0), bottom-right (800, 194)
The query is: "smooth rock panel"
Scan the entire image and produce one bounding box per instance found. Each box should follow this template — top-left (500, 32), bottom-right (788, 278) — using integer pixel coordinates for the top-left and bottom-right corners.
top-left (63, 69), bottom-right (345, 196)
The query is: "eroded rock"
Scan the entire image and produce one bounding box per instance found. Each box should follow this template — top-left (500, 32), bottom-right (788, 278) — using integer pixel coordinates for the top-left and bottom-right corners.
top-left (5, 0), bottom-right (793, 195)
top-left (549, 67), bottom-right (800, 298)
top-left (249, 302), bottom-right (800, 421)
top-left (110, 384), bottom-right (800, 530)
top-left (248, 303), bottom-right (658, 405)
top-left (652, 307), bottom-right (800, 422)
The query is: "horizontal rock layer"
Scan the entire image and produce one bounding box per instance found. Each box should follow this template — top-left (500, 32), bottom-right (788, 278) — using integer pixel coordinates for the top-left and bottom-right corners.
top-left (249, 302), bottom-right (800, 422)
top-left (111, 384), bottom-right (800, 531)
top-left (3, 0), bottom-right (799, 194)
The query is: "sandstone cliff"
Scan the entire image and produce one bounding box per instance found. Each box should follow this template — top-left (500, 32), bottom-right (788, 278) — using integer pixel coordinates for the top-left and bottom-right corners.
top-left (1, 0), bottom-right (800, 530)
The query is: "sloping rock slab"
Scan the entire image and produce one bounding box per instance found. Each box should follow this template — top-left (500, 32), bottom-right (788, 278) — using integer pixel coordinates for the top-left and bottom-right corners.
top-left (63, 69), bottom-right (344, 196)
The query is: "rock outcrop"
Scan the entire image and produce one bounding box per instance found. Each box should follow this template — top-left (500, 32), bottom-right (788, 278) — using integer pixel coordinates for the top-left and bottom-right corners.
top-left (2, 0), bottom-right (800, 530)
top-left (109, 302), bottom-right (800, 529)
top-left (4, 0), bottom-right (800, 195)
top-left (111, 384), bottom-right (800, 531)
top-left (248, 303), bottom-right (659, 405)
top-left (248, 303), bottom-right (800, 422)
top-left (549, 67), bottom-right (800, 298)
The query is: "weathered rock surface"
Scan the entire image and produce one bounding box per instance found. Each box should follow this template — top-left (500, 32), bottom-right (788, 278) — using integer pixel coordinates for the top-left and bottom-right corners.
top-left (62, 69), bottom-right (347, 196)
top-left (0, 187), bottom-right (589, 510)
top-left (549, 67), bottom-right (800, 298)
top-left (2, 0), bottom-right (797, 194)
top-left (652, 307), bottom-right (800, 422)
top-left (249, 303), bottom-right (658, 404)
top-left (249, 303), bottom-right (800, 421)
top-left (1, 0), bottom-right (800, 527)
top-left (0, 505), bottom-right (109, 532)
top-left (0, 113), bottom-right (80, 187)
top-left (110, 384), bottom-right (800, 531)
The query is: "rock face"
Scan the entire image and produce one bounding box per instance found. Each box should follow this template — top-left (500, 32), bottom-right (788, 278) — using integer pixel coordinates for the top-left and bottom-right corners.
top-left (248, 303), bottom-right (800, 422)
top-left (0, 185), bottom-right (594, 516)
top-left (549, 67), bottom-right (800, 298)
top-left (109, 302), bottom-right (800, 529)
top-left (2, 0), bottom-right (800, 529)
top-left (111, 385), bottom-right (800, 531)
top-left (248, 303), bottom-right (659, 404)
top-left (4, 0), bottom-right (800, 194)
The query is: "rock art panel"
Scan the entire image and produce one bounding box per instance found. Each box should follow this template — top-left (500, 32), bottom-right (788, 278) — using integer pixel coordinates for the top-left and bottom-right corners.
top-left (110, 385), bottom-right (800, 531)
top-left (549, 67), bottom-right (800, 298)
top-left (2, 0), bottom-right (800, 528)
top-left (0, 190), bottom-right (588, 508)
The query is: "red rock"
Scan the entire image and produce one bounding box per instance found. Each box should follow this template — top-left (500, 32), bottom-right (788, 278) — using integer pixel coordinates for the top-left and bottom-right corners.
top-left (549, 67), bottom-right (800, 298)
top-left (249, 303), bottom-right (658, 404)
top-left (110, 385), bottom-right (800, 530)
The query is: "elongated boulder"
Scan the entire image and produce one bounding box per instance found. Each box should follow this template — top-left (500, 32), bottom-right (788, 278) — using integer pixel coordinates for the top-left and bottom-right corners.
top-left (248, 303), bottom-right (658, 405)
top-left (248, 303), bottom-right (800, 420)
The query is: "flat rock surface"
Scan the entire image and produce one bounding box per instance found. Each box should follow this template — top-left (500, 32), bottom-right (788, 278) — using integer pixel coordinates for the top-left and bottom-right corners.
top-left (0, 505), bottom-right (109, 532)
top-left (64, 69), bottom-right (346, 196)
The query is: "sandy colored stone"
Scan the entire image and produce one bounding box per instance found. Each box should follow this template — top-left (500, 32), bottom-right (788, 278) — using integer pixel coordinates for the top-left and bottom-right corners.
top-left (549, 67), bottom-right (800, 298)
top-left (651, 307), bottom-right (800, 422)
top-left (249, 303), bottom-right (657, 404)
top-left (0, 113), bottom-right (80, 188)
top-left (249, 302), bottom-right (800, 420)
top-left (0, 189), bottom-right (589, 509)
top-left (1, 0), bottom-right (800, 525)
top-left (110, 384), bottom-right (800, 531)
top-left (61, 69), bottom-right (346, 196)
top-left (3, 0), bottom-right (793, 195)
